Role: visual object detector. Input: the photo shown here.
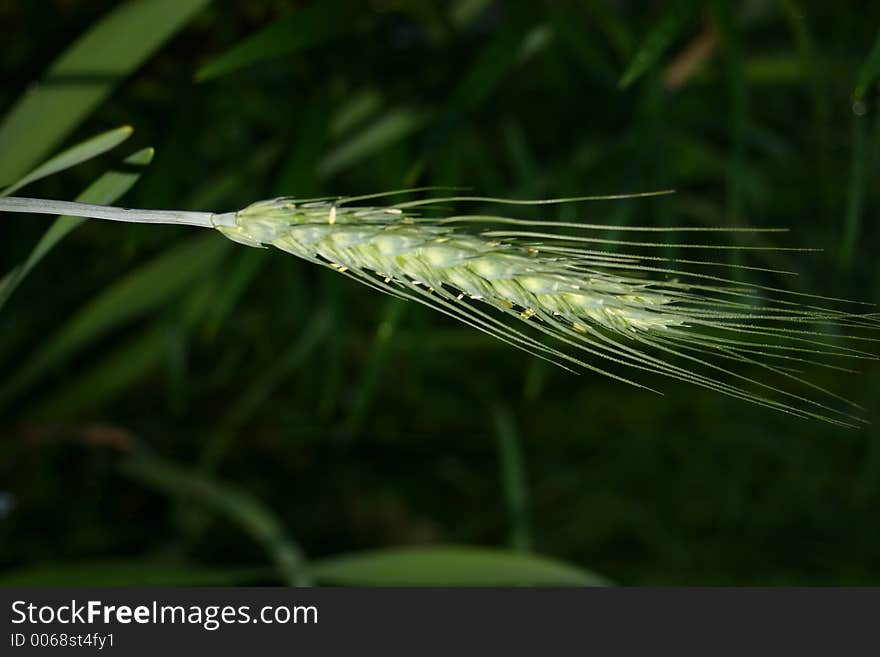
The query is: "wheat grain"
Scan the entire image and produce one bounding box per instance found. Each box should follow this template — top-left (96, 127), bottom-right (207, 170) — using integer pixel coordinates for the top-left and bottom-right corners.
top-left (1, 192), bottom-right (877, 427)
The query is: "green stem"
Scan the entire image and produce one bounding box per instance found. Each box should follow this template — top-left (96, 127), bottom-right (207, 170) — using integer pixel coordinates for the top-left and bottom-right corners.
top-left (0, 196), bottom-right (231, 228)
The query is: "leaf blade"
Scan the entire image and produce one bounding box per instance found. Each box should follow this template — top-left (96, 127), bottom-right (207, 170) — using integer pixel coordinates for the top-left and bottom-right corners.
top-left (0, 125), bottom-right (133, 197)
top-left (0, 146), bottom-right (155, 311)
top-left (619, 0), bottom-right (703, 88)
top-left (312, 546), bottom-right (610, 586)
top-left (853, 27), bottom-right (880, 104)
top-left (122, 453), bottom-right (309, 586)
top-left (0, 0), bottom-right (210, 185)
top-left (0, 233), bottom-right (229, 409)
top-left (0, 561), bottom-right (270, 587)
top-left (197, 2), bottom-right (352, 81)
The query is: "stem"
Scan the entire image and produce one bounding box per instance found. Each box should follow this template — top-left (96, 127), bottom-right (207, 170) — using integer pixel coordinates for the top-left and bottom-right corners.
top-left (0, 196), bottom-right (235, 228)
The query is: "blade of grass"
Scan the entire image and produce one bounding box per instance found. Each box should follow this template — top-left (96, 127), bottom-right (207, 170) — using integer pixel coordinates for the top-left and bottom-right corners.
top-left (346, 298), bottom-right (407, 440)
top-left (122, 451), bottom-right (310, 586)
top-left (0, 146), bottom-right (154, 312)
top-left (619, 0), bottom-right (703, 88)
top-left (492, 404), bottom-right (533, 552)
top-left (0, 234), bottom-right (229, 410)
top-left (205, 249), bottom-right (270, 338)
top-left (779, 1), bottom-right (832, 221)
top-left (547, 4), bottom-right (618, 82)
top-left (197, 1), bottom-right (352, 81)
top-left (0, 561), bottom-right (271, 586)
top-left (312, 546), bottom-right (609, 586)
top-left (0, 125), bottom-right (133, 197)
top-left (580, 0), bottom-right (634, 61)
top-left (841, 110), bottom-right (869, 268)
top-left (328, 88), bottom-right (383, 139)
top-left (0, 0), bottom-right (210, 185)
top-left (274, 98), bottom-right (330, 197)
top-left (853, 26), bottom-right (880, 103)
top-left (713, 0), bottom-right (748, 275)
top-left (28, 280), bottom-right (217, 419)
top-left (451, 0), bottom-right (493, 27)
top-left (451, 20), bottom-right (538, 113)
top-left (200, 309), bottom-right (333, 471)
top-left (318, 107), bottom-right (429, 177)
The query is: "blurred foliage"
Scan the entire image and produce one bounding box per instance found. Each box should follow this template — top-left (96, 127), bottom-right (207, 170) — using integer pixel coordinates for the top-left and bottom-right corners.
top-left (0, 0), bottom-right (879, 585)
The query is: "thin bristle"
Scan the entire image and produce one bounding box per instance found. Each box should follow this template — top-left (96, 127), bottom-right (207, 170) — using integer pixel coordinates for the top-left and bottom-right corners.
top-left (1, 192), bottom-right (874, 427)
top-left (210, 194), bottom-right (876, 427)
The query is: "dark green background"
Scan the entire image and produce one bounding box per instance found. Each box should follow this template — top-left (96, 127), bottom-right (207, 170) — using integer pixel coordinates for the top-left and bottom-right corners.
top-left (0, 0), bottom-right (878, 585)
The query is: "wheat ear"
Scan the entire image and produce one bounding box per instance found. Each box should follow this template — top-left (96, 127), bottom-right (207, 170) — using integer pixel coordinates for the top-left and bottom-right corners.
top-left (1, 192), bottom-right (877, 428)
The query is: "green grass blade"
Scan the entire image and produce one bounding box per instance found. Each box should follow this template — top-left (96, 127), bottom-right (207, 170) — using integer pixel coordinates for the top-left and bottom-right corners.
top-left (0, 561), bottom-right (270, 586)
top-left (312, 546), bottom-right (610, 586)
top-left (619, 0), bottom-right (703, 88)
top-left (0, 146), bottom-right (154, 312)
top-left (205, 249), bottom-right (270, 336)
top-left (0, 0), bottom-right (210, 185)
top-left (712, 0), bottom-right (748, 275)
top-left (318, 107), bottom-right (429, 177)
top-left (493, 404), bottom-right (533, 552)
top-left (329, 89), bottom-right (383, 138)
top-left (0, 234), bottom-right (229, 410)
top-left (0, 125), bottom-right (133, 197)
top-left (31, 324), bottom-right (176, 419)
top-left (29, 281), bottom-right (216, 419)
top-left (853, 26), bottom-right (880, 103)
top-left (346, 298), bottom-right (407, 439)
top-left (780, 1), bottom-right (832, 222)
top-left (200, 309), bottom-right (333, 471)
top-left (197, 1), bottom-right (351, 81)
top-left (274, 100), bottom-right (331, 197)
top-left (841, 111), bottom-right (869, 267)
top-left (579, 0), bottom-right (634, 60)
top-left (450, 21), bottom-right (532, 113)
top-left (547, 4), bottom-right (618, 81)
top-left (122, 452), bottom-right (310, 586)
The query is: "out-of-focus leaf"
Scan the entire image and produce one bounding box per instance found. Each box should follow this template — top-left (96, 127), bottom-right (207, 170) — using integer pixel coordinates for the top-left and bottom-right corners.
top-left (345, 298), bottom-right (406, 438)
top-left (30, 280), bottom-right (215, 419)
top-left (853, 27), bottom-right (880, 103)
top-left (318, 107), bottom-right (429, 177)
top-left (328, 88), bottom-right (383, 139)
top-left (197, 1), bottom-right (352, 81)
top-left (312, 546), bottom-right (610, 586)
top-left (274, 99), bottom-right (331, 196)
top-left (201, 309), bottom-right (333, 470)
top-left (493, 404), bottom-right (532, 552)
top-left (580, 0), bottom-right (634, 59)
top-left (205, 249), bottom-right (270, 336)
top-left (0, 125), bottom-right (133, 197)
top-left (619, 0), bottom-right (702, 88)
top-left (547, 5), bottom-right (618, 81)
top-left (712, 0), bottom-right (747, 246)
top-left (0, 146), bottom-right (154, 312)
top-left (780, 0), bottom-right (832, 219)
top-left (842, 111), bottom-right (868, 266)
top-left (122, 453), bottom-right (310, 586)
top-left (0, 561), bottom-right (271, 586)
top-left (451, 0), bottom-right (493, 28)
top-left (0, 0), bottom-right (210, 185)
top-left (451, 21), bottom-right (538, 113)
top-left (0, 234), bottom-right (229, 409)
top-left (32, 324), bottom-right (173, 419)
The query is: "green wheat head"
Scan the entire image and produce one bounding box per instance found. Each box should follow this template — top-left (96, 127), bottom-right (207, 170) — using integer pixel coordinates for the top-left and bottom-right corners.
top-left (1, 190), bottom-right (877, 427)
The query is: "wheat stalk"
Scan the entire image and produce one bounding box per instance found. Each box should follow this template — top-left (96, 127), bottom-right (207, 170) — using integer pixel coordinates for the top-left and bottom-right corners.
top-left (1, 191), bottom-right (877, 427)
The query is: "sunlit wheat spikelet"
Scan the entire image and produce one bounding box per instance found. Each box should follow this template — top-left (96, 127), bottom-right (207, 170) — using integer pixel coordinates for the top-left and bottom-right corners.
top-left (2, 191), bottom-right (877, 427)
